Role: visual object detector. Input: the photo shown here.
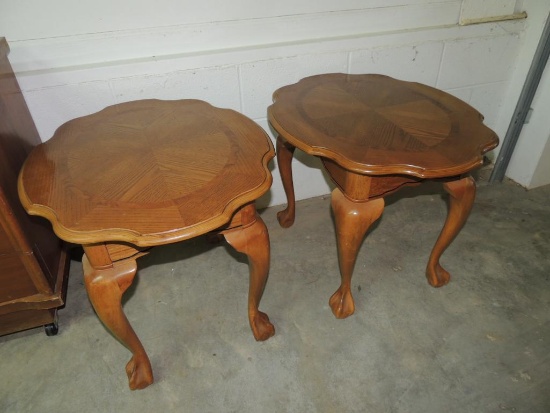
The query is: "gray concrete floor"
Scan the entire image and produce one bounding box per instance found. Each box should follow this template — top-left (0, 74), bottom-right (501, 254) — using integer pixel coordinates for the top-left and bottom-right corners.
top-left (1, 176), bottom-right (549, 412)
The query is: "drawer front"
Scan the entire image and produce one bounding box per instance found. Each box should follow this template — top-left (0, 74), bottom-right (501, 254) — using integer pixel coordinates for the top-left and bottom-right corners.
top-left (0, 253), bottom-right (39, 302)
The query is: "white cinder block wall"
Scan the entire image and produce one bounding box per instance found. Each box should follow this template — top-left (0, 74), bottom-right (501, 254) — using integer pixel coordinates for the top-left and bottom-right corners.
top-left (2, 0), bottom-right (549, 206)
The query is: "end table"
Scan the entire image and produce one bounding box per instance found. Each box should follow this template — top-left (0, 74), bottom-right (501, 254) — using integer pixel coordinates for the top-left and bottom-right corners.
top-left (268, 74), bottom-right (498, 319)
top-left (19, 99), bottom-right (276, 389)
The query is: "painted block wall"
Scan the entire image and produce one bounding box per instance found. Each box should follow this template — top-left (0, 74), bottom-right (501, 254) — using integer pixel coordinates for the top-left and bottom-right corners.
top-left (490, 2), bottom-right (550, 189)
top-left (2, 1), bottom-right (547, 207)
top-left (505, 41), bottom-right (550, 189)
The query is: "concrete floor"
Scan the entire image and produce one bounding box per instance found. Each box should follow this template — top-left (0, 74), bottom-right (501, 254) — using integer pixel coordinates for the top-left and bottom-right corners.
top-left (1, 175), bottom-right (549, 412)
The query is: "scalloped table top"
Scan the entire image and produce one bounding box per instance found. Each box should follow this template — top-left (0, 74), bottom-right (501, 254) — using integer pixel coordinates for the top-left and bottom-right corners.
top-left (19, 99), bottom-right (274, 246)
top-left (268, 73), bottom-right (498, 178)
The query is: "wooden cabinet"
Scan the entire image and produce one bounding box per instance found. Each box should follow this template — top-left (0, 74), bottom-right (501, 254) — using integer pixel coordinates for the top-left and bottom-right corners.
top-left (0, 37), bottom-right (70, 336)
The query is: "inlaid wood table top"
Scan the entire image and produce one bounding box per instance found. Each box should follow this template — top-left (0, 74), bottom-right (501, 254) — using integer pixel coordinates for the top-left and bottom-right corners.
top-left (19, 99), bottom-right (274, 246)
top-left (18, 99), bottom-right (275, 390)
top-left (268, 73), bottom-right (499, 321)
top-left (268, 73), bottom-right (498, 178)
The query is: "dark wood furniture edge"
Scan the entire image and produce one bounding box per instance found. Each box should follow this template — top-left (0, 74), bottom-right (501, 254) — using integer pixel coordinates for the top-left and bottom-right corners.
top-left (0, 243), bottom-right (70, 316)
top-left (0, 37), bottom-right (9, 57)
top-left (1, 36), bottom-right (71, 336)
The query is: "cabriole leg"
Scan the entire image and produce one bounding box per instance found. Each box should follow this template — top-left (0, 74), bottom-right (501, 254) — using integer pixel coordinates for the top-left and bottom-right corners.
top-left (276, 135), bottom-right (297, 228)
top-left (330, 189), bottom-right (384, 319)
top-left (224, 208), bottom-right (275, 341)
top-left (82, 252), bottom-right (153, 390)
top-left (426, 176), bottom-right (476, 287)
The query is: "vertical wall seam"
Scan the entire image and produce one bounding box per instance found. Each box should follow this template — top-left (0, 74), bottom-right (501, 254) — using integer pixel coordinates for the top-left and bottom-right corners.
top-left (435, 41), bottom-right (446, 88)
top-left (237, 65), bottom-right (244, 114)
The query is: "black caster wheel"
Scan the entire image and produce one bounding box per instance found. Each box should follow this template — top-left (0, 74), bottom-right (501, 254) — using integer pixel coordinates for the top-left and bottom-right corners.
top-left (44, 311), bottom-right (59, 336)
top-left (45, 322), bottom-right (58, 336)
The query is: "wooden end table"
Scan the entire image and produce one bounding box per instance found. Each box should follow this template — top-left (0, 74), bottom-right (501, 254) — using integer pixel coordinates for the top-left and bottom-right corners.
top-left (268, 74), bottom-right (499, 319)
top-left (18, 99), bottom-right (275, 390)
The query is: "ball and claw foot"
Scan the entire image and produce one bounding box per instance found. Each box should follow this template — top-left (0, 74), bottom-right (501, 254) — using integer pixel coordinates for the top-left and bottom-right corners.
top-left (276, 208), bottom-right (294, 228)
top-left (250, 311), bottom-right (275, 341)
top-left (329, 286), bottom-right (355, 319)
top-left (426, 263), bottom-right (451, 288)
top-left (125, 354), bottom-right (154, 390)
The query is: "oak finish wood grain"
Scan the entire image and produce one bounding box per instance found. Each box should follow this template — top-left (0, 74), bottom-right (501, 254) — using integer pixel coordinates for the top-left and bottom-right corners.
top-left (19, 99), bottom-right (275, 389)
top-left (268, 73), bottom-right (499, 317)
